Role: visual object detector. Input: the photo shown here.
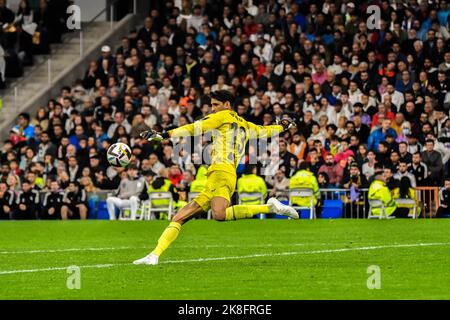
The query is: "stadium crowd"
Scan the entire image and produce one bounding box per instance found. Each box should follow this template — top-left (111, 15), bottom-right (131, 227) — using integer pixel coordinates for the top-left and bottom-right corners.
top-left (0, 0), bottom-right (71, 88)
top-left (1, 0), bottom-right (450, 220)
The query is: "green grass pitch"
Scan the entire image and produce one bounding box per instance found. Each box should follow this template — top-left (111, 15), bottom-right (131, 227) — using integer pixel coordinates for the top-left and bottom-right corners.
top-left (0, 219), bottom-right (449, 300)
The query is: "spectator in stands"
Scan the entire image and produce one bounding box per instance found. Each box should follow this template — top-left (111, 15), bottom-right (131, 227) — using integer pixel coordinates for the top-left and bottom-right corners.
top-left (267, 168), bottom-right (289, 198)
top-left (288, 133), bottom-right (307, 161)
top-left (107, 111), bottom-right (131, 138)
top-left (106, 165), bottom-right (145, 220)
top-left (317, 172), bottom-right (330, 189)
top-left (36, 131), bottom-right (56, 161)
top-left (375, 141), bottom-right (392, 166)
top-left (60, 181), bottom-right (88, 220)
top-left (390, 151), bottom-right (401, 171)
top-left (319, 153), bottom-right (344, 187)
top-left (98, 45), bottom-right (115, 76)
top-left (368, 119), bottom-right (397, 151)
top-left (436, 177), bottom-right (450, 218)
top-left (334, 139), bottom-right (355, 164)
top-left (393, 176), bottom-right (421, 218)
top-left (342, 162), bottom-right (369, 190)
top-left (421, 139), bottom-right (444, 185)
top-left (383, 166), bottom-right (399, 190)
top-left (13, 113), bottom-right (35, 140)
top-left (398, 141), bottom-right (412, 163)
top-left (409, 152), bottom-right (428, 187)
top-left (67, 156), bottom-right (81, 182)
top-left (14, 180), bottom-right (39, 220)
top-left (394, 160), bottom-right (417, 187)
top-left (0, 181), bottom-right (14, 219)
top-left (41, 180), bottom-right (63, 219)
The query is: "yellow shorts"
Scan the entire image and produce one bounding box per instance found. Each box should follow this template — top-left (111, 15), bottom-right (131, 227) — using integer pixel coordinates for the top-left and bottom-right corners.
top-left (193, 171), bottom-right (236, 211)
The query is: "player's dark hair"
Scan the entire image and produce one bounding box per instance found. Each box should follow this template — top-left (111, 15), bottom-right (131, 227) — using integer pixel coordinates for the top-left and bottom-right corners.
top-left (210, 90), bottom-right (235, 105)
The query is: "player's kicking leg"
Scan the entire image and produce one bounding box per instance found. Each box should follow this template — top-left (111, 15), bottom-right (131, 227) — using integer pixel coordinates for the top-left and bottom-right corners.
top-left (221, 197), bottom-right (299, 221)
top-left (133, 200), bottom-right (204, 265)
top-left (133, 196), bottom-right (298, 266)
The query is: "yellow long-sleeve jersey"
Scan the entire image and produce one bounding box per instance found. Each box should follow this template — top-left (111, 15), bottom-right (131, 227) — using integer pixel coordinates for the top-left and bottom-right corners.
top-left (168, 109), bottom-right (283, 176)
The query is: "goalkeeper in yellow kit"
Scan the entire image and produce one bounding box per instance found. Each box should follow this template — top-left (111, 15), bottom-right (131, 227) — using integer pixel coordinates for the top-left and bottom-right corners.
top-left (133, 90), bottom-right (298, 265)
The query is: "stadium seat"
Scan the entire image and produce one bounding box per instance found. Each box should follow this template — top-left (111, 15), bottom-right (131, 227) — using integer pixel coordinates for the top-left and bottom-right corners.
top-left (289, 188), bottom-right (316, 219)
top-left (321, 200), bottom-right (343, 219)
top-left (368, 200), bottom-right (395, 219)
top-left (118, 207), bottom-right (144, 221)
top-left (88, 197), bottom-right (98, 219)
top-left (96, 201), bottom-right (110, 220)
top-left (142, 192), bottom-right (174, 221)
top-left (395, 199), bottom-right (418, 219)
top-left (238, 192), bottom-right (265, 219)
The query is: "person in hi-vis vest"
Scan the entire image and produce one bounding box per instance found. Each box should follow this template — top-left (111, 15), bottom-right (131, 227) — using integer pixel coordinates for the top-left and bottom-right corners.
top-left (368, 173), bottom-right (409, 218)
top-left (140, 173), bottom-right (186, 220)
top-left (237, 165), bottom-right (267, 205)
top-left (190, 165), bottom-right (208, 193)
top-left (289, 161), bottom-right (321, 215)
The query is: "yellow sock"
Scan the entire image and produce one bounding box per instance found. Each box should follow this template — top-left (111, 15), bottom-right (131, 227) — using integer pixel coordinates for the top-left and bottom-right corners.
top-left (225, 205), bottom-right (269, 220)
top-left (151, 222), bottom-right (181, 256)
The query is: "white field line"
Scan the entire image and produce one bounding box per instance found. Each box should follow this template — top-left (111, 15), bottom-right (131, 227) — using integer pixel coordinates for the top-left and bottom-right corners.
top-left (0, 246), bottom-right (136, 255)
top-left (0, 242), bottom-right (448, 276)
top-left (0, 243), bottom-right (321, 255)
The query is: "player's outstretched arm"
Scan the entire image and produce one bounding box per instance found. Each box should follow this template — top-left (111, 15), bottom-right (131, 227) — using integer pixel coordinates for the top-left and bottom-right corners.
top-left (247, 116), bottom-right (296, 139)
top-left (170, 114), bottom-right (223, 138)
top-left (141, 114), bottom-right (223, 141)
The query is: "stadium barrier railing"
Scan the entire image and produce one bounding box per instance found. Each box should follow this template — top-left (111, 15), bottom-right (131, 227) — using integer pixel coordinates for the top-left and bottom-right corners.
top-left (415, 187), bottom-right (440, 219)
top-left (36, 187), bottom-right (442, 220)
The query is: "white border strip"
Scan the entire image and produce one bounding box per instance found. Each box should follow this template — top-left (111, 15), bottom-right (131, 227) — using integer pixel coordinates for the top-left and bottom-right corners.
top-left (0, 242), bottom-right (448, 275)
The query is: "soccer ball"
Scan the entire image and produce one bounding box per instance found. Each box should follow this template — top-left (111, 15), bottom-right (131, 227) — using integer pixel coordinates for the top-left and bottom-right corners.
top-left (107, 142), bottom-right (132, 167)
